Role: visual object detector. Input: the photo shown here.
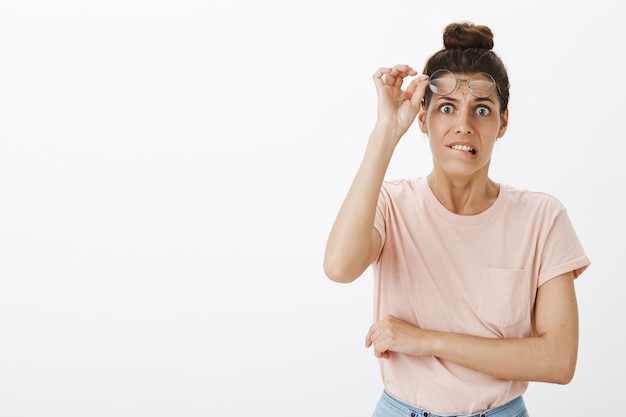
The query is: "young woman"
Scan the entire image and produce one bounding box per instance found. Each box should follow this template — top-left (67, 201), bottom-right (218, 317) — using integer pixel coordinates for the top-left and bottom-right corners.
top-left (323, 22), bottom-right (590, 417)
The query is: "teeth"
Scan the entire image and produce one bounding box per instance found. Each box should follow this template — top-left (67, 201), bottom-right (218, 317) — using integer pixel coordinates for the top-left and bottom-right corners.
top-left (451, 145), bottom-right (475, 153)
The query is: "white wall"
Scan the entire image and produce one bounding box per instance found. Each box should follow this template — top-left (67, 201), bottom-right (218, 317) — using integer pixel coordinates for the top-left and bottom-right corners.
top-left (0, 1), bottom-right (622, 415)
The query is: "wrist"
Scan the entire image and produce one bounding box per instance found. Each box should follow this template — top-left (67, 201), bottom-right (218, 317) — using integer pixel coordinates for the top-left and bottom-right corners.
top-left (425, 329), bottom-right (445, 357)
top-left (368, 124), bottom-right (402, 152)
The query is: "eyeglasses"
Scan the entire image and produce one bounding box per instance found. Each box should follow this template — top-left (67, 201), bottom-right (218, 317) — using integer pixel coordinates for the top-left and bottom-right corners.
top-left (428, 69), bottom-right (499, 99)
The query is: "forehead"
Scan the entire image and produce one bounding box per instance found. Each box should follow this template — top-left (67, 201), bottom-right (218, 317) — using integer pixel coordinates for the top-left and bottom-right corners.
top-left (430, 71), bottom-right (496, 97)
top-left (431, 71), bottom-right (493, 82)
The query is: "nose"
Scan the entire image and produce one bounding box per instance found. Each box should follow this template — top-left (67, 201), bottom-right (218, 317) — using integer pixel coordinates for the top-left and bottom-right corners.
top-left (455, 108), bottom-right (474, 134)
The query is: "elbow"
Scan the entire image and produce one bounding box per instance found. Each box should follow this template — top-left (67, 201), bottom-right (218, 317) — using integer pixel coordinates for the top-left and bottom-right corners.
top-left (550, 370), bottom-right (575, 385)
top-left (323, 254), bottom-right (363, 283)
top-left (323, 259), bottom-right (359, 283)
top-left (544, 353), bottom-right (577, 385)
top-left (323, 239), bottom-right (375, 283)
top-left (553, 361), bottom-right (576, 385)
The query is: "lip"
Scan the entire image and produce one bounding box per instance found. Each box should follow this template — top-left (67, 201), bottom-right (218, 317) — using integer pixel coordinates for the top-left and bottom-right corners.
top-left (447, 142), bottom-right (477, 156)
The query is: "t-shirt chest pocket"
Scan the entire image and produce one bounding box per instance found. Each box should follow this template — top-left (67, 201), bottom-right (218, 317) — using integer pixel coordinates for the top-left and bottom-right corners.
top-left (476, 267), bottom-right (531, 328)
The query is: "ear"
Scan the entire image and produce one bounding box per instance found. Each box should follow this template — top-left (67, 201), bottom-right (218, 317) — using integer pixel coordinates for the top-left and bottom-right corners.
top-left (497, 108), bottom-right (509, 138)
top-left (417, 107), bottom-right (428, 134)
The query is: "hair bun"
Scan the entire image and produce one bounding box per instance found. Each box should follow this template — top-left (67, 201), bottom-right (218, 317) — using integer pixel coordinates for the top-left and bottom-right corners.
top-left (443, 22), bottom-right (494, 50)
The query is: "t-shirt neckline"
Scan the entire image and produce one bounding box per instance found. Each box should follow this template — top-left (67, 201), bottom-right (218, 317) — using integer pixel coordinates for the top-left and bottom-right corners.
top-left (418, 176), bottom-right (507, 226)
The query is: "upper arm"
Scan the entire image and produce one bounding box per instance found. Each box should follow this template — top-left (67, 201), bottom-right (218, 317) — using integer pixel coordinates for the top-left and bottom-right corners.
top-left (534, 271), bottom-right (579, 383)
top-left (367, 228), bottom-right (383, 265)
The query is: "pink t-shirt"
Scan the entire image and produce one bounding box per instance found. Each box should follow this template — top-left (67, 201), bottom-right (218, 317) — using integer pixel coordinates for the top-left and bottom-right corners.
top-left (372, 177), bottom-right (590, 414)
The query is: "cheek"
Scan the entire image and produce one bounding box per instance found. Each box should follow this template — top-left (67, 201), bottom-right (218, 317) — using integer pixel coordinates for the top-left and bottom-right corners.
top-left (424, 116), bottom-right (451, 139)
top-left (422, 112), bottom-right (445, 135)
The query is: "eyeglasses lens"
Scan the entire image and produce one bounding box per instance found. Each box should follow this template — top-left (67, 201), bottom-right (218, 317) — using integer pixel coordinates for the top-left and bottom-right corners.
top-left (428, 70), bottom-right (496, 98)
top-left (468, 74), bottom-right (496, 98)
top-left (429, 71), bottom-right (456, 95)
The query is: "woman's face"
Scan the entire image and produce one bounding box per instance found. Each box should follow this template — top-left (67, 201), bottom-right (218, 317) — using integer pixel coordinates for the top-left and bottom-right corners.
top-left (418, 72), bottom-right (508, 178)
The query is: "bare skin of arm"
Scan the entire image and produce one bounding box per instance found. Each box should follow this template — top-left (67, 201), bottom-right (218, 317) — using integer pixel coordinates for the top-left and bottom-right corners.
top-left (323, 65), bottom-right (429, 283)
top-left (365, 271), bottom-right (579, 384)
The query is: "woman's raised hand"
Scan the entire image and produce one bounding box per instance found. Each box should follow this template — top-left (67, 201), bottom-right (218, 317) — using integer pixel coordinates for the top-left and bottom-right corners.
top-left (372, 64), bottom-right (429, 141)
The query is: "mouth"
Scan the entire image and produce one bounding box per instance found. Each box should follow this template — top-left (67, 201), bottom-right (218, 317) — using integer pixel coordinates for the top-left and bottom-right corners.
top-left (450, 144), bottom-right (476, 155)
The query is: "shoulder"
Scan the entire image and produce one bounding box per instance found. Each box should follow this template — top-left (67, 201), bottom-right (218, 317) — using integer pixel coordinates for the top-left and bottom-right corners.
top-left (378, 178), bottom-right (425, 209)
top-left (503, 184), bottom-right (566, 214)
top-left (375, 178), bottom-right (422, 216)
top-left (381, 177), bottom-right (422, 197)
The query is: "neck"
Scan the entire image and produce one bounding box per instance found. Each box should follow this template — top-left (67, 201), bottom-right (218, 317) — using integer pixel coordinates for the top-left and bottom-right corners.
top-left (427, 170), bottom-right (499, 216)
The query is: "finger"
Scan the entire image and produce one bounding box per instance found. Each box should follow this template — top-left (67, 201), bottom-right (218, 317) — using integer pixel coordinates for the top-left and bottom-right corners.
top-left (365, 322), bottom-right (380, 347)
top-left (372, 67), bottom-right (393, 81)
top-left (373, 342), bottom-right (391, 359)
top-left (372, 67), bottom-right (395, 90)
top-left (373, 65), bottom-right (413, 87)
top-left (406, 74), bottom-right (429, 95)
top-left (391, 64), bottom-right (416, 75)
top-left (391, 65), bottom-right (417, 88)
top-left (407, 75), bottom-right (430, 108)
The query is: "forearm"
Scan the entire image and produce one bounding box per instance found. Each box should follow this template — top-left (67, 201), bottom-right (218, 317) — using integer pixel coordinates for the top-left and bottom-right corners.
top-left (432, 274), bottom-right (580, 384)
top-left (427, 329), bottom-right (577, 384)
top-left (324, 126), bottom-right (398, 282)
top-left (367, 276), bottom-right (579, 383)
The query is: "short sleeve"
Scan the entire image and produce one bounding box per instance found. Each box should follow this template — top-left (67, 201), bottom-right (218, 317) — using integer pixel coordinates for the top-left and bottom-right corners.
top-left (538, 207), bottom-right (590, 286)
top-left (373, 187), bottom-right (388, 264)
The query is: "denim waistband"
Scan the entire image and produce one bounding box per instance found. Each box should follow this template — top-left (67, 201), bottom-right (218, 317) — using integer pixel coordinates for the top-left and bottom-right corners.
top-left (378, 389), bottom-right (528, 417)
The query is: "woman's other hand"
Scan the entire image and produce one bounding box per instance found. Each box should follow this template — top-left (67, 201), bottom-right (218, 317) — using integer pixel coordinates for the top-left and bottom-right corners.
top-left (365, 314), bottom-right (429, 359)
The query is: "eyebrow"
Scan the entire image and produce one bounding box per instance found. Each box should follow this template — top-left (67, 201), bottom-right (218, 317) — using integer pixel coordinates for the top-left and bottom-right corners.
top-left (433, 96), bottom-right (496, 105)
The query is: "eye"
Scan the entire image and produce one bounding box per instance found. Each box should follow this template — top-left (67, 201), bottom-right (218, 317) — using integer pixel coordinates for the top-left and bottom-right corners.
top-left (475, 106), bottom-right (491, 116)
top-left (439, 104), bottom-right (454, 114)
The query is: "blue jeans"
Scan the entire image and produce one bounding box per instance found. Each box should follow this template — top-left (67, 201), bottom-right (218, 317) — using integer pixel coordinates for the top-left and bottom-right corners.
top-left (372, 390), bottom-right (529, 417)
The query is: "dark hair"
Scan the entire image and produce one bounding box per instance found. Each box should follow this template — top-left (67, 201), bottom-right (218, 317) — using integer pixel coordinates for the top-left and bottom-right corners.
top-left (422, 22), bottom-right (510, 113)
